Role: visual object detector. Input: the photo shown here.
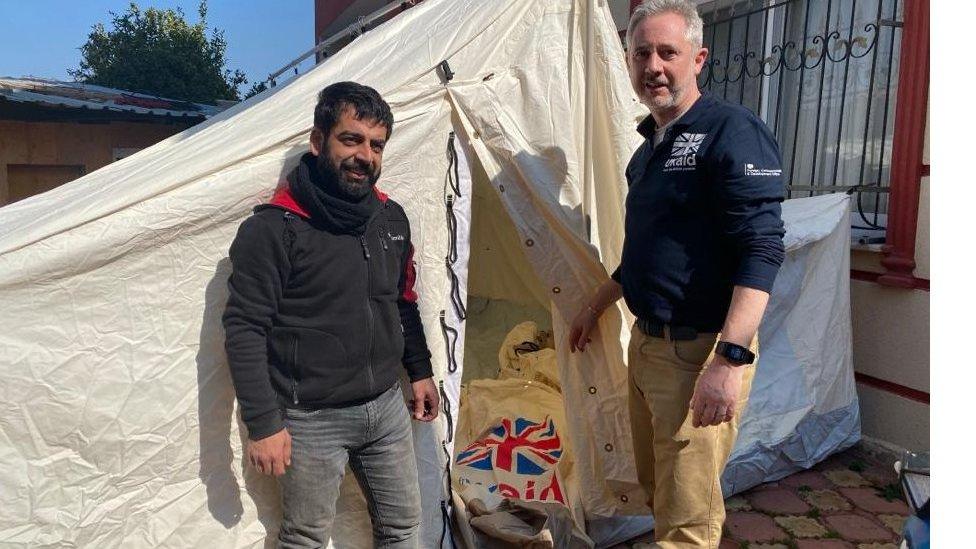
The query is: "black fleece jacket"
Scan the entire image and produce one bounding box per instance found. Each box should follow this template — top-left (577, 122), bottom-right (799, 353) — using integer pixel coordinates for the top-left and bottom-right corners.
top-left (223, 160), bottom-right (432, 440)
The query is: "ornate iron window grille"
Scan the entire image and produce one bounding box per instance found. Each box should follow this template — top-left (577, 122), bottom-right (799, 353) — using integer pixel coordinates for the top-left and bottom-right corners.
top-left (698, 0), bottom-right (903, 237)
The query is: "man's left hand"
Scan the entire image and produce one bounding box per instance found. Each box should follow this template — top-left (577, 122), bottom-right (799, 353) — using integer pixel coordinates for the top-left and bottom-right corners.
top-left (689, 358), bottom-right (744, 428)
top-left (409, 378), bottom-right (439, 422)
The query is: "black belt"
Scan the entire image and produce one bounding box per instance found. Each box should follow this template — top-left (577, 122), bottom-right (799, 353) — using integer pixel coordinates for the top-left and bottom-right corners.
top-left (636, 318), bottom-right (699, 341)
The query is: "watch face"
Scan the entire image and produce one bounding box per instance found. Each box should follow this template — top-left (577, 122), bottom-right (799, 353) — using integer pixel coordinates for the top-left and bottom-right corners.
top-left (718, 342), bottom-right (752, 364)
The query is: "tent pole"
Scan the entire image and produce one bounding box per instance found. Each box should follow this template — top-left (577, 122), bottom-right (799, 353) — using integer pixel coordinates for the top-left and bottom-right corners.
top-left (266, 1), bottom-right (423, 86)
top-left (583, 0), bottom-right (596, 242)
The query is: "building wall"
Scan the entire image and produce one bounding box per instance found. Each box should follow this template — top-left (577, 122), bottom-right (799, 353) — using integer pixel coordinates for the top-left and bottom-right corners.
top-left (609, 0), bottom-right (633, 31)
top-left (850, 280), bottom-right (930, 450)
top-left (0, 119), bottom-right (190, 206)
top-left (857, 383), bottom-right (929, 451)
top-left (915, 98), bottom-right (930, 279)
top-left (849, 98), bottom-right (930, 452)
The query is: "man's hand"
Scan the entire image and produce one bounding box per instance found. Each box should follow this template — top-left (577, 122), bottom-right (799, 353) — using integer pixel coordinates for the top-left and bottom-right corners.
top-left (247, 428), bottom-right (292, 476)
top-left (689, 358), bottom-right (744, 427)
top-left (409, 378), bottom-right (439, 422)
top-left (569, 279), bottom-right (623, 353)
top-left (568, 303), bottom-right (599, 353)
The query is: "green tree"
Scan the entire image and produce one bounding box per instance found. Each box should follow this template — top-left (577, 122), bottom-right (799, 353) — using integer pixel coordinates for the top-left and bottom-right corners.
top-left (244, 80), bottom-right (268, 99)
top-left (70, 1), bottom-right (247, 104)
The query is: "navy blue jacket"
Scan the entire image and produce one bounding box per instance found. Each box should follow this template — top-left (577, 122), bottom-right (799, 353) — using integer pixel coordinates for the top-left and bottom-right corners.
top-left (612, 94), bottom-right (786, 332)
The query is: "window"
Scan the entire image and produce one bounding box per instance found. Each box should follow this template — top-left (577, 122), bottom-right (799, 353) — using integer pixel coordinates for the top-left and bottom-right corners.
top-left (698, 0), bottom-right (904, 241)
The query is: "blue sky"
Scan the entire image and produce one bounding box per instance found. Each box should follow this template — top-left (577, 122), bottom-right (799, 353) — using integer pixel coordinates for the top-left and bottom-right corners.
top-left (0, 1), bottom-right (315, 92)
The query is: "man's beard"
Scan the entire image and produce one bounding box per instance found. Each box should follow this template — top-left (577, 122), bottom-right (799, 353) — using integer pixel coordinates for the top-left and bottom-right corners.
top-left (644, 81), bottom-right (683, 111)
top-left (649, 87), bottom-right (678, 109)
top-left (315, 154), bottom-right (379, 200)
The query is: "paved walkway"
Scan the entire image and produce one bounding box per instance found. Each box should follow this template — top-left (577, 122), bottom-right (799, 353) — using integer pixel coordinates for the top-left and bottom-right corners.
top-left (616, 444), bottom-right (910, 549)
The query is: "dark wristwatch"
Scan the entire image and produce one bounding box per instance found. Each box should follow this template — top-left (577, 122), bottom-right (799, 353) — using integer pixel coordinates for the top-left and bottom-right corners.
top-left (715, 341), bottom-right (755, 365)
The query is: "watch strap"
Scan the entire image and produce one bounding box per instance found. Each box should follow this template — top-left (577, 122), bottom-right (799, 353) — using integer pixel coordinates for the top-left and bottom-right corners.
top-left (715, 341), bottom-right (755, 365)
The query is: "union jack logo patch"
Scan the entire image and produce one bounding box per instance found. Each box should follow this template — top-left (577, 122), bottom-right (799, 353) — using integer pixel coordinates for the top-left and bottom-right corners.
top-left (456, 416), bottom-right (563, 475)
top-left (671, 132), bottom-right (707, 156)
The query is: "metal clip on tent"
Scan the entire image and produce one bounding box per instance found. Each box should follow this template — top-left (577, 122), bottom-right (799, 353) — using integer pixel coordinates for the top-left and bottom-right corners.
top-left (436, 101), bottom-right (463, 549)
top-left (445, 195), bottom-right (458, 264)
top-left (438, 60), bottom-right (455, 83)
top-left (439, 310), bottom-right (460, 374)
top-left (437, 332), bottom-right (459, 549)
top-left (449, 259), bottom-right (466, 321)
top-left (444, 134), bottom-right (466, 320)
top-left (439, 379), bottom-right (454, 444)
top-left (446, 132), bottom-right (462, 196)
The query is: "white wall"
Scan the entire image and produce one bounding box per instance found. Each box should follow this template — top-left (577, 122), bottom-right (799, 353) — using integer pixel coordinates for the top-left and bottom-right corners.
top-left (851, 281), bottom-right (930, 394)
top-left (857, 384), bottom-right (929, 451)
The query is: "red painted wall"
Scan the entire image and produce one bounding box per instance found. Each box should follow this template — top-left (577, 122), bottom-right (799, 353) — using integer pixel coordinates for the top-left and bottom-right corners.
top-left (315, 0), bottom-right (359, 43)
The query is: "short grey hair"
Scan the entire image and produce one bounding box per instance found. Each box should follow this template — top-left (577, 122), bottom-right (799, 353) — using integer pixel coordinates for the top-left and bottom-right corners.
top-left (626, 0), bottom-right (704, 50)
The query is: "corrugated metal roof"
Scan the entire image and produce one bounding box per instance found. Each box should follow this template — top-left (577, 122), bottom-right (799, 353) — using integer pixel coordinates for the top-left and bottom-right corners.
top-left (0, 77), bottom-right (224, 118)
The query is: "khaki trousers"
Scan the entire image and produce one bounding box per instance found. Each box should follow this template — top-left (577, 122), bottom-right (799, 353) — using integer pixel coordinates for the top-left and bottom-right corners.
top-left (627, 325), bottom-right (757, 548)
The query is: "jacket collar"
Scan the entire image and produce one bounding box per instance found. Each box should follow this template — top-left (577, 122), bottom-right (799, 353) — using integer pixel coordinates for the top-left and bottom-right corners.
top-left (268, 184), bottom-right (311, 218)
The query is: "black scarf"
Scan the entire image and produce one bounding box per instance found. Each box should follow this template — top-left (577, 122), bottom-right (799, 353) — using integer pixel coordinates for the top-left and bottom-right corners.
top-left (289, 152), bottom-right (382, 235)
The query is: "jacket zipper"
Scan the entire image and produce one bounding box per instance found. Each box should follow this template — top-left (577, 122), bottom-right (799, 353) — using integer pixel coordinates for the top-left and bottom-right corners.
top-left (291, 335), bottom-right (300, 405)
top-left (360, 234), bottom-right (376, 394)
top-left (283, 211), bottom-right (301, 405)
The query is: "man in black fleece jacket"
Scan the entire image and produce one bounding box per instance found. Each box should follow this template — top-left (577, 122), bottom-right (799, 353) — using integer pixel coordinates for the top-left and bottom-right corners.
top-left (223, 82), bottom-right (436, 547)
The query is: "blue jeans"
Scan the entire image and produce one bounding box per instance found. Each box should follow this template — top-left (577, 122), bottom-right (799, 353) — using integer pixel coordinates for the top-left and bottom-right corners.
top-left (277, 383), bottom-right (421, 548)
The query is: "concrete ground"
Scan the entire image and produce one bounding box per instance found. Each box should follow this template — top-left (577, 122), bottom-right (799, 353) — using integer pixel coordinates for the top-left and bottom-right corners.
top-left (613, 444), bottom-right (911, 549)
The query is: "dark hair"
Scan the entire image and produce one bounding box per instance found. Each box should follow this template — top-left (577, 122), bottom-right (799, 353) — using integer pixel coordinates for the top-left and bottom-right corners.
top-left (314, 81), bottom-right (394, 139)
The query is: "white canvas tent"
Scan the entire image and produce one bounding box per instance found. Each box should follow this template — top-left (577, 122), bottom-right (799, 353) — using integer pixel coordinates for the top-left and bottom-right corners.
top-left (0, 0), bottom-right (858, 547)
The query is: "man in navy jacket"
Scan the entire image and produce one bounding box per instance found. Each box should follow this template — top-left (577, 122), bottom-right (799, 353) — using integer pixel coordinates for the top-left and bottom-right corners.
top-left (223, 82), bottom-right (436, 548)
top-left (569, 1), bottom-right (785, 546)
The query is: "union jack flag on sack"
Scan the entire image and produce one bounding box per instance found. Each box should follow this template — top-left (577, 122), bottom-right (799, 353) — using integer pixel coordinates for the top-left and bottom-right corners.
top-left (455, 415), bottom-right (567, 504)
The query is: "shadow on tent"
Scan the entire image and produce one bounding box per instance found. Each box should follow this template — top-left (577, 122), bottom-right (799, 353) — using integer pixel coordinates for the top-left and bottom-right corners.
top-left (196, 258), bottom-right (282, 546)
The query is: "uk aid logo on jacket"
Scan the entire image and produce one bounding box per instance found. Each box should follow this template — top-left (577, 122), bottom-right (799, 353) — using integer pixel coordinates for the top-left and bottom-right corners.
top-left (455, 415), bottom-right (567, 504)
top-left (663, 132), bottom-right (707, 172)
